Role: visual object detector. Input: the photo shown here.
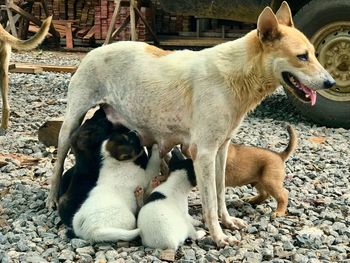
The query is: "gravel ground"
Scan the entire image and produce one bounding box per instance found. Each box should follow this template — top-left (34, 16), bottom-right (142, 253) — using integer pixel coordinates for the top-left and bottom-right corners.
top-left (0, 50), bottom-right (349, 263)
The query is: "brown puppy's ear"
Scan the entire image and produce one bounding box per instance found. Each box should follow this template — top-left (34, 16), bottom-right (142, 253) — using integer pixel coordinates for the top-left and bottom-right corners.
top-left (257, 7), bottom-right (281, 43)
top-left (275, 1), bottom-right (294, 27)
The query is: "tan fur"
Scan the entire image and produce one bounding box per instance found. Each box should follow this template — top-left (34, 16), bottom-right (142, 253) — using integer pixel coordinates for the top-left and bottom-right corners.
top-left (0, 16), bottom-right (52, 130)
top-left (225, 125), bottom-right (297, 218)
top-left (144, 44), bottom-right (174, 57)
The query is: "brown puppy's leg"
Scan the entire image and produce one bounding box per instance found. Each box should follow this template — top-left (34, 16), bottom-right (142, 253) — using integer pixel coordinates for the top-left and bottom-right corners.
top-left (247, 184), bottom-right (269, 204)
top-left (0, 44), bottom-right (11, 130)
top-left (261, 179), bottom-right (288, 218)
top-left (216, 140), bottom-right (247, 230)
top-left (271, 187), bottom-right (288, 218)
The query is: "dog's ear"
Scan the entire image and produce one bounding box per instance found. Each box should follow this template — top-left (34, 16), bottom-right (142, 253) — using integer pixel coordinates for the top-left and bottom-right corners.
top-left (275, 1), bottom-right (294, 27)
top-left (257, 6), bottom-right (281, 43)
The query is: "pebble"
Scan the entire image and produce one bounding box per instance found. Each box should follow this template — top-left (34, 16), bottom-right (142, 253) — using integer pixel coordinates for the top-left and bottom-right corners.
top-left (0, 51), bottom-right (348, 262)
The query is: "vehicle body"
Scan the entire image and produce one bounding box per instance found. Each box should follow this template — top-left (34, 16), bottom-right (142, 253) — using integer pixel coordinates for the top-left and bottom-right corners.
top-left (159, 0), bottom-right (350, 128)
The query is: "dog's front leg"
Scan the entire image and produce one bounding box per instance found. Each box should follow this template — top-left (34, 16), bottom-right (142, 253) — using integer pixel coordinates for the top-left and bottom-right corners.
top-left (216, 140), bottom-right (247, 230)
top-left (194, 148), bottom-right (236, 247)
top-left (47, 111), bottom-right (87, 209)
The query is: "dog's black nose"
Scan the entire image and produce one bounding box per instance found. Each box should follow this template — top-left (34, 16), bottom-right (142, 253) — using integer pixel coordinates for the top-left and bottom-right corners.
top-left (324, 79), bottom-right (336, 89)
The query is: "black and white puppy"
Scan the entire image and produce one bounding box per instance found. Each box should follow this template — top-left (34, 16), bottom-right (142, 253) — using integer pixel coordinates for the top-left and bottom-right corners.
top-left (58, 108), bottom-right (113, 227)
top-left (137, 148), bottom-right (204, 250)
top-left (58, 107), bottom-right (149, 229)
top-left (72, 130), bottom-right (161, 243)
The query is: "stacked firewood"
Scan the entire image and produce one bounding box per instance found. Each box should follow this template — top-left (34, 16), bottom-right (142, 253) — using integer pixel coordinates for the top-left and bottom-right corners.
top-left (94, 0), bottom-right (153, 41)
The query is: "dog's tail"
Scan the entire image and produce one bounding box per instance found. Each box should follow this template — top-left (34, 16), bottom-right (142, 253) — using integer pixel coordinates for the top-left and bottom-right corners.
top-left (278, 125), bottom-right (297, 161)
top-left (89, 228), bottom-right (140, 243)
top-left (0, 16), bottom-right (52, 50)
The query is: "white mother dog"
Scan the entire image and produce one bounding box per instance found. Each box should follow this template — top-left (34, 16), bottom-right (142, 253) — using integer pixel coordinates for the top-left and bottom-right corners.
top-left (48, 2), bottom-right (335, 246)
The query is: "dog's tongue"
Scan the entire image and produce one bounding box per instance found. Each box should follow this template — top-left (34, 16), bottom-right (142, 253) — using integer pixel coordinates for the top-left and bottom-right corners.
top-left (301, 85), bottom-right (317, 106)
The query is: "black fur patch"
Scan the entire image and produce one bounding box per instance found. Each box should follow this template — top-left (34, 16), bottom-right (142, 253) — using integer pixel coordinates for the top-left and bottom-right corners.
top-left (134, 151), bottom-right (149, 169)
top-left (144, 191), bottom-right (166, 205)
top-left (58, 108), bottom-right (112, 227)
top-left (169, 158), bottom-right (197, 187)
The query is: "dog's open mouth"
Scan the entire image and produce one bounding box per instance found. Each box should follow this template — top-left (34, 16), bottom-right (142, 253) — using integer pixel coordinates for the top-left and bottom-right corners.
top-left (282, 72), bottom-right (317, 106)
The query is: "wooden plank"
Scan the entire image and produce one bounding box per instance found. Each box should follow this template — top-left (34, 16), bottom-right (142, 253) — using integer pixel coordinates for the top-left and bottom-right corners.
top-left (65, 22), bottom-right (73, 49)
top-left (129, 0), bottom-right (137, 41)
top-left (10, 64), bottom-right (43, 74)
top-left (104, 0), bottom-right (121, 45)
top-left (83, 25), bottom-right (95, 40)
top-left (6, 3), bottom-right (18, 37)
top-left (14, 63), bottom-right (77, 73)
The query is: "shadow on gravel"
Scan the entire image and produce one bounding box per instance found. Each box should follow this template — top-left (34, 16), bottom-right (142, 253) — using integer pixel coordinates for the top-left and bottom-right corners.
top-left (249, 91), bottom-right (314, 127)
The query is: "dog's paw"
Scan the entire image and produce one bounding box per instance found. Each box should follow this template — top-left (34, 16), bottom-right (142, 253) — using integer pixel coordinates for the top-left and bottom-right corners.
top-left (213, 233), bottom-right (238, 247)
top-left (46, 194), bottom-right (58, 210)
top-left (222, 216), bottom-right (247, 230)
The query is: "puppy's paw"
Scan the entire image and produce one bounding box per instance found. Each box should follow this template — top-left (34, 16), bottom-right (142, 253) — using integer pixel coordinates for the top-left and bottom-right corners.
top-left (271, 211), bottom-right (287, 219)
top-left (134, 186), bottom-right (144, 198)
top-left (222, 215), bottom-right (247, 230)
top-left (150, 177), bottom-right (161, 189)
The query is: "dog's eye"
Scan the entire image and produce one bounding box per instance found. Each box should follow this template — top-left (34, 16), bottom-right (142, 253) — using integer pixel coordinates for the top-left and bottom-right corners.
top-left (297, 53), bottom-right (308, 61)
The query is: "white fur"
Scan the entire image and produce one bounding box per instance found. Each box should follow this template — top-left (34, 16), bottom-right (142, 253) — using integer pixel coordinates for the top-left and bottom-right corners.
top-left (137, 169), bottom-right (199, 250)
top-left (72, 144), bottom-right (161, 242)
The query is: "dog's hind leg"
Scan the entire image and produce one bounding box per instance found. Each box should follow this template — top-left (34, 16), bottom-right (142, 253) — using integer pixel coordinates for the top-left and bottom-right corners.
top-left (0, 44), bottom-right (11, 130)
top-left (47, 102), bottom-right (92, 209)
top-left (216, 140), bottom-right (247, 230)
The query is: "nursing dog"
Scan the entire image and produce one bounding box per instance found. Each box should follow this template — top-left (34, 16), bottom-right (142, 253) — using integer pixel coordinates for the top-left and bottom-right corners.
top-left (0, 16), bottom-right (52, 130)
top-left (48, 2), bottom-right (335, 246)
top-left (225, 125), bottom-right (297, 218)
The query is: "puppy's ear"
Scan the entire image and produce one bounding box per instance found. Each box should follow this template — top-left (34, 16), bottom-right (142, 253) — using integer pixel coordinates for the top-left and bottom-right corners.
top-left (275, 1), bottom-right (294, 27)
top-left (257, 7), bottom-right (281, 43)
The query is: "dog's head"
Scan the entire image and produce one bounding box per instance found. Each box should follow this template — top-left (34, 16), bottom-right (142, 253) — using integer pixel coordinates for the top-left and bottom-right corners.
top-left (257, 1), bottom-right (335, 106)
top-left (104, 127), bottom-right (144, 161)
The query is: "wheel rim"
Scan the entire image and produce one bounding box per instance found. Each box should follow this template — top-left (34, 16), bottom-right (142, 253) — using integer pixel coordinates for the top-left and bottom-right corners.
top-left (311, 21), bottom-right (350, 101)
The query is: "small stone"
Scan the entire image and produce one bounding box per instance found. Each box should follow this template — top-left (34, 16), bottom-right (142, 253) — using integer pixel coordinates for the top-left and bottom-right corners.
top-left (283, 240), bottom-right (294, 251)
top-left (59, 249), bottom-right (75, 261)
top-left (71, 238), bottom-right (90, 249)
top-left (159, 249), bottom-right (175, 262)
top-left (77, 253), bottom-right (93, 263)
top-left (220, 247), bottom-right (235, 258)
top-left (247, 226), bottom-right (258, 234)
top-left (105, 250), bottom-right (119, 261)
top-left (183, 249), bottom-right (196, 261)
top-left (293, 254), bottom-right (308, 263)
top-left (76, 246), bottom-right (94, 255)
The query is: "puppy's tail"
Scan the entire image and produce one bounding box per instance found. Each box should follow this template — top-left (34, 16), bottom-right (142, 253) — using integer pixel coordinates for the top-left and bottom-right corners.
top-left (278, 125), bottom-right (297, 161)
top-left (0, 16), bottom-right (52, 50)
top-left (90, 228), bottom-right (140, 243)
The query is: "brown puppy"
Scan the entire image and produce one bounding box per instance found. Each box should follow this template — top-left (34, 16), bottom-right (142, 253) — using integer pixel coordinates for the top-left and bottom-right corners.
top-left (225, 125), bottom-right (297, 218)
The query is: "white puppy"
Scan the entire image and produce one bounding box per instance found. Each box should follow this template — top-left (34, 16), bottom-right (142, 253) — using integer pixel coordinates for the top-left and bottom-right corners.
top-left (137, 148), bottom-right (202, 250)
top-left (72, 130), bottom-right (161, 243)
